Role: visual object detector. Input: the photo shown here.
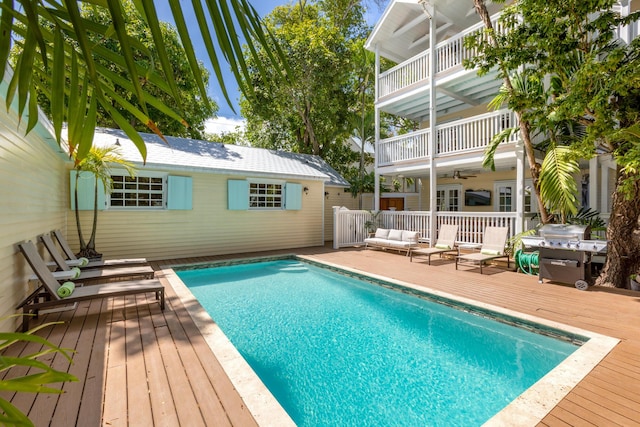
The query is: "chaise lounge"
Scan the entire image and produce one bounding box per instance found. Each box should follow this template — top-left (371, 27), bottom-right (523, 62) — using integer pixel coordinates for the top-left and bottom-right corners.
top-left (38, 234), bottom-right (155, 284)
top-left (410, 224), bottom-right (459, 264)
top-left (364, 228), bottom-right (421, 256)
top-left (455, 226), bottom-right (510, 274)
top-left (17, 241), bottom-right (165, 331)
top-left (51, 229), bottom-right (148, 269)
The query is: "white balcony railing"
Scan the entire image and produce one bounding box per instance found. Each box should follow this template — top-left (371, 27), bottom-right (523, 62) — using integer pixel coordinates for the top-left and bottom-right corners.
top-left (378, 51), bottom-right (430, 98)
top-left (378, 13), bottom-right (505, 98)
top-left (376, 109), bottom-right (518, 166)
top-left (437, 109), bottom-right (518, 155)
top-left (377, 128), bottom-right (430, 166)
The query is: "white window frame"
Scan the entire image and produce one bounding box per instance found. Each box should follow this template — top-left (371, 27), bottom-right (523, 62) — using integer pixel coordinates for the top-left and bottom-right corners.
top-left (436, 184), bottom-right (462, 211)
top-left (248, 179), bottom-right (285, 210)
top-left (108, 170), bottom-right (167, 210)
top-left (494, 179), bottom-right (537, 213)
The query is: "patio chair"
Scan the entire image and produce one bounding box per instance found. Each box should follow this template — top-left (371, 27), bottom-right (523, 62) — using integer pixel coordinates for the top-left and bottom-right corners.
top-left (51, 229), bottom-right (147, 269)
top-left (37, 234), bottom-right (155, 284)
top-left (17, 241), bottom-right (164, 331)
top-left (410, 224), bottom-right (459, 264)
top-left (455, 226), bottom-right (511, 274)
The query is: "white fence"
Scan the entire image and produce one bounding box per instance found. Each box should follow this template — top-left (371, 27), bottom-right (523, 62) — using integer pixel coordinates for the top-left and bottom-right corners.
top-left (333, 208), bottom-right (518, 249)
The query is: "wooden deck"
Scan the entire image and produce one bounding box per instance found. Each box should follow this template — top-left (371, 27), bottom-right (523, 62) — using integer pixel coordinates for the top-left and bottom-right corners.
top-left (3, 244), bottom-right (640, 426)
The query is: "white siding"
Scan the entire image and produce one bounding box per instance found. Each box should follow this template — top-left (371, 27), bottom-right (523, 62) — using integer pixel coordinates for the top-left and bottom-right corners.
top-left (0, 115), bottom-right (67, 330)
top-left (64, 173), bottom-right (325, 260)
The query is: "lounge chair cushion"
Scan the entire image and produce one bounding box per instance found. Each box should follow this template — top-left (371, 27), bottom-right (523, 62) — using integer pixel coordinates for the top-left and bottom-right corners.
top-left (388, 229), bottom-right (404, 241)
top-left (374, 228), bottom-right (390, 238)
top-left (402, 231), bottom-right (420, 243)
top-left (435, 243), bottom-right (451, 250)
top-left (481, 249), bottom-right (502, 255)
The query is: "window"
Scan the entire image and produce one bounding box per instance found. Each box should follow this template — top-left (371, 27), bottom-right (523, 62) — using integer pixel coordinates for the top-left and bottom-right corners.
top-left (493, 180), bottom-right (536, 213)
top-left (110, 175), bottom-right (165, 208)
top-left (436, 185), bottom-right (461, 211)
top-left (249, 182), bottom-right (283, 209)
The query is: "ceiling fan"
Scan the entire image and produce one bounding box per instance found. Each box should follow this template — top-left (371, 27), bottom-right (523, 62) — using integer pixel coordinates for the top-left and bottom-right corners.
top-left (453, 170), bottom-right (477, 180)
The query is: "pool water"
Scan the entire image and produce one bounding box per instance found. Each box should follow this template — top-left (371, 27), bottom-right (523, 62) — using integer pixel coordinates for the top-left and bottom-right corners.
top-left (177, 260), bottom-right (579, 426)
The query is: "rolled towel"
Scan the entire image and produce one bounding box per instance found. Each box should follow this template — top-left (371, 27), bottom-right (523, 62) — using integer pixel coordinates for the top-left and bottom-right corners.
top-left (435, 243), bottom-right (451, 250)
top-left (71, 267), bottom-right (82, 279)
top-left (78, 257), bottom-right (89, 267)
top-left (57, 281), bottom-right (76, 298)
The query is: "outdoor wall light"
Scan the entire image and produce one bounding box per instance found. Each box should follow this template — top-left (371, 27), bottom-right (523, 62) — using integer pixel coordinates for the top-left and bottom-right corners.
top-left (304, 186), bottom-right (309, 194)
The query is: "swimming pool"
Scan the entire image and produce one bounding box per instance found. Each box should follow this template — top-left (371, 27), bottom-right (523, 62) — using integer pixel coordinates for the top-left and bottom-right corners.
top-left (168, 257), bottom-right (617, 426)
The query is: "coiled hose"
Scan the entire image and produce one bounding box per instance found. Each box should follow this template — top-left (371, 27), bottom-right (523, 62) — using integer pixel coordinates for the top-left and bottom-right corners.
top-left (515, 249), bottom-right (539, 276)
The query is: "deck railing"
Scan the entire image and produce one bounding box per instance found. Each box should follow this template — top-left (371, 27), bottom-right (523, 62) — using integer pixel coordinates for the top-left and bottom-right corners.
top-left (333, 208), bottom-right (517, 249)
top-left (378, 13), bottom-right (504, 98)
top-left (377, 128), bottom-right (430, 166)
top-left (376, 109), bottom-right (517, 165)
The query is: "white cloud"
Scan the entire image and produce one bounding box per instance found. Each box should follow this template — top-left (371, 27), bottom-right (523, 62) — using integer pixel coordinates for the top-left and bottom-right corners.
top-left (204, 116), bottom-right (246, 134)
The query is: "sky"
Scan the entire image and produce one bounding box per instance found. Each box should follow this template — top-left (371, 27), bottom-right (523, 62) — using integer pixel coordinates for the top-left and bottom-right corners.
top-left (155, 1), bottom-right (385, 134)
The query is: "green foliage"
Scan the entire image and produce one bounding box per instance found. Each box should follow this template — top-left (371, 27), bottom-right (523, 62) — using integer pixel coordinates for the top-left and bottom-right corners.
top-left (2, 0), bottom-right (283, 163)
top-left (0, 320), bottom-right (77, 426)
top-left (239, 0), bottom-right (372, 176)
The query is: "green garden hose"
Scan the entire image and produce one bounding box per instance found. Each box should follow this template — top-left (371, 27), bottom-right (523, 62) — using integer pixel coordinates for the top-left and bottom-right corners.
top-left (515, 249), bottom-right (539, 276)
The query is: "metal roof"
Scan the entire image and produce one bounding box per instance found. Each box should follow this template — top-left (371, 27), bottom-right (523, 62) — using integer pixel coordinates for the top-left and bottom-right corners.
top-left (92, 128), bottom-right (350, 187)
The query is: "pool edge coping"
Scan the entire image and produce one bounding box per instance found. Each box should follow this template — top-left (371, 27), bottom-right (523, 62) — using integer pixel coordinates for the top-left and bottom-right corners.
top-left (161, 255), bottom-right (620, 427)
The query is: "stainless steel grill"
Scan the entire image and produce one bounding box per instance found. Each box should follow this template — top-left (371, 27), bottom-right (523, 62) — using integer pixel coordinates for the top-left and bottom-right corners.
top-left (521, 224), bottom-right (608, 290)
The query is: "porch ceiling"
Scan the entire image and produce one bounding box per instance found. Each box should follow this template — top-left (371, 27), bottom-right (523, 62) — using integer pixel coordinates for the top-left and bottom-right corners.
top-left (366, 0), bottom-right (502, 63)
top-left (377, 69), bottom-right (502, 122)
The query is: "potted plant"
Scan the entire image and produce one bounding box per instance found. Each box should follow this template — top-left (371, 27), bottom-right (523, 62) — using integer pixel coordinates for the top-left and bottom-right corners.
top-left (630, 274), bottom-right (640, 291)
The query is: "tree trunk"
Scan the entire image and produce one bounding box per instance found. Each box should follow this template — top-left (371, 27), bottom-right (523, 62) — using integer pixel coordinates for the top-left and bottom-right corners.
top-left (595, 168), bottom-right (640, 288)
top-left (473, 0), bottom-right (550, 224)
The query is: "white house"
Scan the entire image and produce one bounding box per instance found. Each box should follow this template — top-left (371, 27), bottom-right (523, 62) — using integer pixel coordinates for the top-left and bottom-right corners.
top-left (344, 0), bottom-right (639, 246)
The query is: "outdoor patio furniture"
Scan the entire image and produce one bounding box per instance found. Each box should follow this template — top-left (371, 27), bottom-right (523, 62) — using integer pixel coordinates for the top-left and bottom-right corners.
top-left (410, 224), bottom-right (459, 264)
top-left (37, 234), bottom-right (155, 284)
top-left (51, 229), bottom-right (148, 269)
top-left (17, 241), bottom-right (164, 331)
top-left (364, 228), bottom-right (421, 256)
top-left (455, 226), bottom-right (510, 274)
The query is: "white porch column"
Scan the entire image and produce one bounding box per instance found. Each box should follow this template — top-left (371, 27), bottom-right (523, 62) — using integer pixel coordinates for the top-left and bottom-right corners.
top-left (423, 1), bottom-right (438, 246)
top-left (515, 140), bottom-right (525, 233)
top-left (600, 158), bottom-right (610, 214)
top-left (374, 44), bottom-right (381, 212)
top-left (589, 157), bottom-right (598, 212)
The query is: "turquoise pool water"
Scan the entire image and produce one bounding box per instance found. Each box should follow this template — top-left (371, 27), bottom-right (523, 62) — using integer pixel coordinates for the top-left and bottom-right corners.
top-left (177, 259), bottom-right (580, 426)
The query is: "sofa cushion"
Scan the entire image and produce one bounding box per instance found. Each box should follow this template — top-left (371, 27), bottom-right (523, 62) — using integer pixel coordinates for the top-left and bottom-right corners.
top-left (374, 228), bottom-right (390, 239)
top-left (388, 240), bottom-right (412, 249)
top-left (387, 229), bottom-right (404, 241)
top-left (402, 231), bottom-right (420, 243)
top-left (365, 238), bottom-right (390, 246)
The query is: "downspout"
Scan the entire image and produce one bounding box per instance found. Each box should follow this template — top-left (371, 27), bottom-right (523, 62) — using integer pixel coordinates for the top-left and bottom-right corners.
top-left (420, 0), bottom-right (438, 246)
top-left (374, 44), bottom-right (381, 211)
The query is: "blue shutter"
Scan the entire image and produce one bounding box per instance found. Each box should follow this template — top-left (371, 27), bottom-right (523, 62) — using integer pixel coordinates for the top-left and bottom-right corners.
top-left (167, 176), bottom-right (193, 210)
top-left (228, 180), bottom-right (249, 210)
top-left (285, 183), bottom-right (302, 210)
top-left (70, 171), bottom-right (106, 210)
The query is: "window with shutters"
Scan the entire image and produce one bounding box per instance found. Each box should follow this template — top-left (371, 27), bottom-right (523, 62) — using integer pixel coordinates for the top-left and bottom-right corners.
top-left (110, 175), bottom-right (165, 208)
top-left (249, 182), bottom-right (283, 209)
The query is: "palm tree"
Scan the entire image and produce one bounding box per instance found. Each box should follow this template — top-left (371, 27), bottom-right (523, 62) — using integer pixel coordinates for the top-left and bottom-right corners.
top-left (1, 0), bottom-right (285, 162)
top-left (73, 145), bottom-right (135, 258)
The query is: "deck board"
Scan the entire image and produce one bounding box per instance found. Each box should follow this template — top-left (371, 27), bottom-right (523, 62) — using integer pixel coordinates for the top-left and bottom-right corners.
top-left (4, 244), bottom-right (640, 426)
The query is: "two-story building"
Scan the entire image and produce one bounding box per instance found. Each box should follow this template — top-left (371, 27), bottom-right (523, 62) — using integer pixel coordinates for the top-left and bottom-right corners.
top-left (358, 0), bottom-right (638, 244)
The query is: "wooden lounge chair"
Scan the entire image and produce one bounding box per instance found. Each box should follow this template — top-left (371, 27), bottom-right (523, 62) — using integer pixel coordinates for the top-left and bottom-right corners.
top-left (410, 224), bottom-right (459, 264)
top-left (17, 241), bottom-right (164, 331)
top-left (455, 226), bottom-right (511, 274)
top-left (38, 234), bottom-right (155, 284)
top-left (50, 230), bottom-right (147, 269)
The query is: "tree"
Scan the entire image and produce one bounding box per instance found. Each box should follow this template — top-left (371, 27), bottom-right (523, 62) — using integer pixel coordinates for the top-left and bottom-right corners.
top-left (466, 0), bottom-right (640, 288)
top-left (239, 0), bottom-right (369, 176)
top-left (73, 146), bottom-right (135, 259)
top-left (28, 2), bottom-right (218, 140)
top-left (1, 0), bottom-right (285, 163)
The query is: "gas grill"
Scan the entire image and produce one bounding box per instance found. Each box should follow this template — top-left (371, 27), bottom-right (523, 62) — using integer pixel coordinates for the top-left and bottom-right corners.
top-left (520, 224), bottom-right (608, 290)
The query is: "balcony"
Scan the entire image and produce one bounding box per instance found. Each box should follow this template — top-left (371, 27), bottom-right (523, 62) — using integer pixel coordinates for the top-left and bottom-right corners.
top-left (377, 109), bottom-right (518, 167)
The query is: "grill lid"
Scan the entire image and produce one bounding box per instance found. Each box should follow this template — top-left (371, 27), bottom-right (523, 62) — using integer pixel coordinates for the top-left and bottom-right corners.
top-left (538, 224), bottom-right (590, 240)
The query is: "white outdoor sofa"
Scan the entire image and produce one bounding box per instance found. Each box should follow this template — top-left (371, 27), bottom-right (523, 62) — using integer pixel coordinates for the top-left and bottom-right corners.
top-left (364, 228), bottom-right (421, 256)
